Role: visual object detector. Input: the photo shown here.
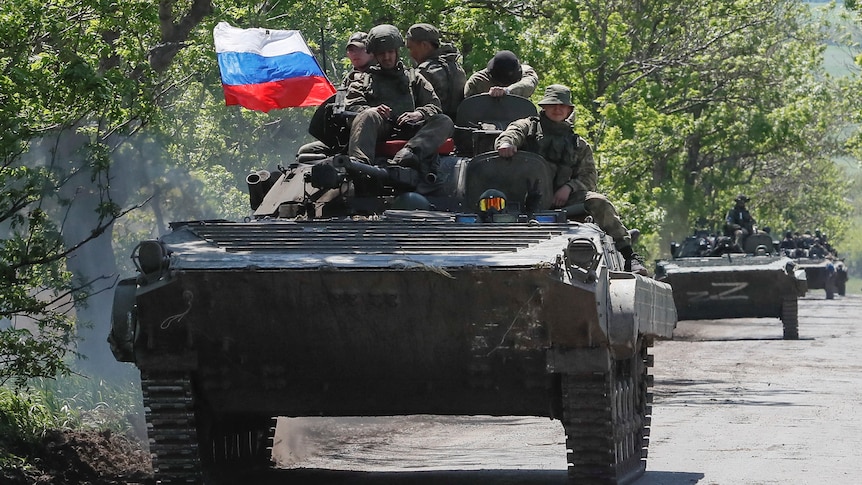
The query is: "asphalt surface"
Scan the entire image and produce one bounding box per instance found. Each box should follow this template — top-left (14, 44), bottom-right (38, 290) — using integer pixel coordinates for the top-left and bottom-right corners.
top-left (234, 293), bottom-right (861, 484)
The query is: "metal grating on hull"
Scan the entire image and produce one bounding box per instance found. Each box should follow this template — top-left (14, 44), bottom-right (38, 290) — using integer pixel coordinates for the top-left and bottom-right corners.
top-left (186, 221), bottom-right (567, 254)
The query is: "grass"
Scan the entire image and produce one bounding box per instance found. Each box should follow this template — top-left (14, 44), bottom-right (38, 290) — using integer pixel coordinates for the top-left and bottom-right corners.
top-left (845, 276), bottom-right (862, 295)
top-left (0, 371), bottom-right (144, 471)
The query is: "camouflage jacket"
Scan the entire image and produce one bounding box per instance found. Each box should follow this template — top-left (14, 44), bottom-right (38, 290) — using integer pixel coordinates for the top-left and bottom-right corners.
top-left (463, 63), bottom-right (539, 98)
top-left (345, 61), bottom-right (442, 121)
top-left (494, 112), bottom-right (597, 192)
top-left (415, 43), bottom-right (466, 119)
top-left (341, 59), bottom-right (377, 87)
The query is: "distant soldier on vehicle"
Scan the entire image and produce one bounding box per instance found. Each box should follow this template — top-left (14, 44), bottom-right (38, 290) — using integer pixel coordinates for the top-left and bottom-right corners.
top-left (464, 50), bottom-right (539, 98)
top-left (405, 23), bottom-right (467, 120)
top-left (344, 24), bottom-right (454, 176)
top-left (779, 230), bottom-right (797, 257)
top-left (494, 84), bottom-right (648, 275)
top-left (724, 194), bottom-right (756, 252)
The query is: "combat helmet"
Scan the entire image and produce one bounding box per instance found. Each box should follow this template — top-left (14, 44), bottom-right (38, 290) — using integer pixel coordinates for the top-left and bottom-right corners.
top-left (366, 24), bottom-right (404, 54)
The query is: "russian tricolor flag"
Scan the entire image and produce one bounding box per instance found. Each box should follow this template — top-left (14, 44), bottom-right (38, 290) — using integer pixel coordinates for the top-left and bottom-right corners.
top-left (214, 22), bottom-right (336, 112)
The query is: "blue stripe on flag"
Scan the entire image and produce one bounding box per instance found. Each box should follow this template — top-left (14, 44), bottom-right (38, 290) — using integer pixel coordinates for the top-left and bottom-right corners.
top-left (217, 51), bottom-right (323, 86)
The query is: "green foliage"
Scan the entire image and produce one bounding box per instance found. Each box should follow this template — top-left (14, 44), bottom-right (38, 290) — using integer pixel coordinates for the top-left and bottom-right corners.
top-left (0, 374), bottom-right (143, 471)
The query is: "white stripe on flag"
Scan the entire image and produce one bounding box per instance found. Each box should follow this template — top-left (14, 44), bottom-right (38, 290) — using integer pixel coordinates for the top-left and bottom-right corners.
top-left (213, 21), bottom-right (312, 58)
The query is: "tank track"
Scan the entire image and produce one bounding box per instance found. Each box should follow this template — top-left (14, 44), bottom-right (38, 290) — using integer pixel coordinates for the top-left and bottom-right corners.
top-left (141, 371), bottom-right (202, 484)
top-left (781, 298), bottom-right (799, 340)
top-left (561, 341), bottom-right (652, 485)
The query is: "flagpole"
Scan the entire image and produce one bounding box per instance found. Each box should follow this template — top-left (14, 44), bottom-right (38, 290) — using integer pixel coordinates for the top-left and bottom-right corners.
top-left (319, 4), bottom-right (328, 80)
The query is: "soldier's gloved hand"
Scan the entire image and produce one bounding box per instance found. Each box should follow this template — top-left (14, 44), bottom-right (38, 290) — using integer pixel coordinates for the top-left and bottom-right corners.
top-left (497, 142), bottom-right (517, 158)
top-left (396, 111), bottom-right (423, 125)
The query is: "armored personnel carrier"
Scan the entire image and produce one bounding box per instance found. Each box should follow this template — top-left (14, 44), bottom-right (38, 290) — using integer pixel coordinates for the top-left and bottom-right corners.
top-left (109, 94), bottom-right (677, 485)
top-left (655, 229), bottom-right (806, 339)
top-left (793, 257), bottom-right (847, 299)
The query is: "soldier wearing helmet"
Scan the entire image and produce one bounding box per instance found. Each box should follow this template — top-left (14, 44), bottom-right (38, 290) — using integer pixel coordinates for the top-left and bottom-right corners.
top-left (464, 50), bottom-right (539, 98)
top-left (344, 24), bottom-right (454, 177)
top-left (405, 23), bottom-right (467, 119)
top-left (724, 194), bottom-right (756, 251)
top-left (494, 84), bottom-right (648, 276)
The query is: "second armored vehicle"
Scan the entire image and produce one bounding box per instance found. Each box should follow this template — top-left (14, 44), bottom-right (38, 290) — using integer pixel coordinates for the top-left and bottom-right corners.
top-left (656, 229), bottom-right (807, 339)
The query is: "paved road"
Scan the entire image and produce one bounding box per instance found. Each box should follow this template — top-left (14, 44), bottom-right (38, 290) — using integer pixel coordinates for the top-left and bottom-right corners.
top-left (250, 294), bottom-right (861, 484)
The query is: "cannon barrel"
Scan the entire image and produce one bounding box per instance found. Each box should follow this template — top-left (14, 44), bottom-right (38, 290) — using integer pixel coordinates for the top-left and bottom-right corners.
top-left (246, 170), bottom-right (276, 210)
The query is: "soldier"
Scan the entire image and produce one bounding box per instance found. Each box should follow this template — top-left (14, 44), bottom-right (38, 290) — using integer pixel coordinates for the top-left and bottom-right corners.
top-left (297, 32), bottom-right (378, 157)
top-left (345, 24), bottom-right (454, 175)
top-left (779, 230), bottom-right (797, 257)
top-left (464, 50), bottom-right (539, 98)
top-left (343, 31), bottom-right (377, 86)
top-left (724, 194), bottom-right (756, 251)
top-left (494, 84), bottom-right (648, 275)
top-left (405, 23), bottom-right (467, 119)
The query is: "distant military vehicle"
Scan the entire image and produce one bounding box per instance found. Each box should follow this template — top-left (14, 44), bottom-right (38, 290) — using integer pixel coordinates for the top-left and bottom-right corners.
top-left (795, 257), bottom-right (847, 299)
top-left (655, 228), bottom-right (807, 339)
top-left (110, 94), bottom-right (677, 485)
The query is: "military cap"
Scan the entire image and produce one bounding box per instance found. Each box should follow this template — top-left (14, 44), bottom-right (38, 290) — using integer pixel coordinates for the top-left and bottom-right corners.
top-left (346, 32), bottom-right (368, 49)
top-left (487, 50), bottom-right (522, 85)
top-left (538, 84), bottom-right (575, 107)
top-left (406, 23), bottom-right (440, 44)
top-left (366, 24), bottom-right (404, 54)
top-left (735, 194), bottom-right (750, 202)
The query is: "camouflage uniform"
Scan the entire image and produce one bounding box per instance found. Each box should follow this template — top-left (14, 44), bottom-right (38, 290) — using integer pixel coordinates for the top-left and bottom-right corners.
top-left (298, 32), bottom-right (376, 157)
top-left (345, 60), bottom-right (453, 165)
top-left (464, 50), bottom-right (539, 98)
top-left (724, 195), bottom-right (756, 249)
top-left (494, 85), bottom-right (633, 251)
top-left (406, 23), bottom-right (467, 119)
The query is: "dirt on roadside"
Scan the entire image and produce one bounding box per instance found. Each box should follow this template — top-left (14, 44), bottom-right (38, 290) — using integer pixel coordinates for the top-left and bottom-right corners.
top-left (0, 429), bottom-right (153, 485)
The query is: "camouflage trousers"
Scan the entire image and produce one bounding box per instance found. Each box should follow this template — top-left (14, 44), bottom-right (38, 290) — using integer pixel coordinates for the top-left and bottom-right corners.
top-left (567, 190), bottom-right (632, 249)
top-left (347, 109), bottom-right (454, 164)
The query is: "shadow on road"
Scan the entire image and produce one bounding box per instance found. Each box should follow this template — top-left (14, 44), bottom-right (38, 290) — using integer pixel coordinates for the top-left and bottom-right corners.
top-left (214, 467), bottom-right (705, 484)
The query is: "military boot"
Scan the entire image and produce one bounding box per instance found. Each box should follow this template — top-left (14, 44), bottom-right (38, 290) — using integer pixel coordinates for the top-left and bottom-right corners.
top-left (392, 146), bottom-right (420, 169)
top-left (620, 245), bottom-right (650, 276)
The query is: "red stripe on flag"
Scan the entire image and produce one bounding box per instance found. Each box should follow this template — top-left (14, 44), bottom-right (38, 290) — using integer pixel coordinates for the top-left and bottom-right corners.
top-left (222, 76), bottom-right (336, 112)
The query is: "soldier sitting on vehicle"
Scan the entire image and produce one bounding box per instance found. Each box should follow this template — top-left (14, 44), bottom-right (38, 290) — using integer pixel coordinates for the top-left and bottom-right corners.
top-left (344, 24), bottom-right (454, 179)
top-left (724, 194), bottom-right (757, 252)
top-left (779, 230), bottom-right (797, 257)
top-left (405, 23), bottom-right (467, 120)
top-left (297, 31), bottom-right (378, 158)
top-left (494, 84), bottom-right (648, 276)
top-left (464, 50), bottom-right (539, 99)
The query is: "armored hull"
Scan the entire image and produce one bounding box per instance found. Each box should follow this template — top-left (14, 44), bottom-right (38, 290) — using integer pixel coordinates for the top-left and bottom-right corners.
top-left (112, 217), bottom-right (676, 484)
top-left (655, 254), bottom-right (806, 339)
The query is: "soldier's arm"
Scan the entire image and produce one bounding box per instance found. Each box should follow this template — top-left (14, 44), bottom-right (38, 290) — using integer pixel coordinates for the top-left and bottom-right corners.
top-left (505, 64), bottom-right (539, 98)
top-left (413, 74), bottom-right (442, 119)
top-left (344, 74), bottom-right (372, 113)
top-left (566, 138), bottom-right (598, 193)
top-left (464, 70), bottom-right (491, 98)
top-left (419, 63), bottom-right (450, 112)
top-left (494, 118), bottom-right (531, 150)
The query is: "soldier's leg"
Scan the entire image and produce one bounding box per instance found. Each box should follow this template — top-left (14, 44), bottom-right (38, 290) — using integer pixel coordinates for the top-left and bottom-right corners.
top-left (399, 114), bottom-right (454, 164)
top-left (582, 192), bottom-right (631, 247)
top-left (297, 141), bottom-right (334, 157)
top-left (581, 191), bottom-right (648, 275)
top-left (348, 110), bottom-right (391, 164)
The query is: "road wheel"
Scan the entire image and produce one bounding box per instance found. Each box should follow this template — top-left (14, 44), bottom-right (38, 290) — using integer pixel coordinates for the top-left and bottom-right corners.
top-left (781, 298), bottom-right (799, 340)
top-left (560, 341), bottom-right (651, 485)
